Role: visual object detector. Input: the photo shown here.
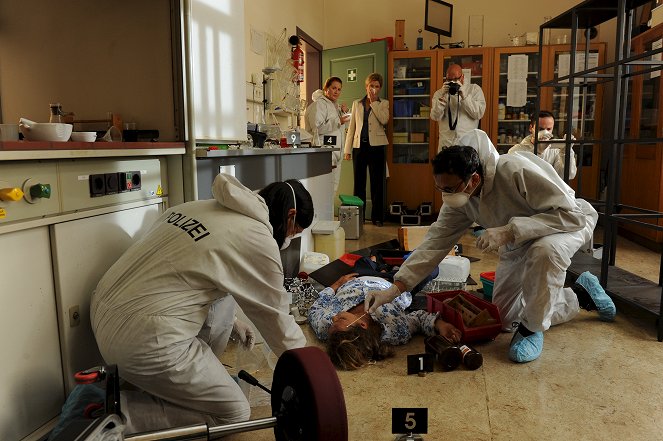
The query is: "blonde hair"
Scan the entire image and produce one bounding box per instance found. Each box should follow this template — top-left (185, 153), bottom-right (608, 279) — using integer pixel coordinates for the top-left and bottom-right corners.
top-left (365, 72), bottom-right (384, 87)
top-left (326, 321), bottom-right (393, 370)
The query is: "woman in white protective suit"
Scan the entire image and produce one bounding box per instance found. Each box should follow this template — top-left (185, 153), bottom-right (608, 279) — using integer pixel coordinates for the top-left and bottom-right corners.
top-left (304, 76), bottom-right (350, 195)
top-left (90, 173), bottom-right (312, 428)
top-left (363, 129), bottom-right (616, 363)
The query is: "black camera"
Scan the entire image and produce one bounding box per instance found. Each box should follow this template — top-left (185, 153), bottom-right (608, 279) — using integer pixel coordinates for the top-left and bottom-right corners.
top-left (447, 81), bottom-right (460, 95)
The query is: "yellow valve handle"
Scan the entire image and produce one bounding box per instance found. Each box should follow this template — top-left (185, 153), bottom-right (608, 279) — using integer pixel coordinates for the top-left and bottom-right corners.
top-left (0, 187), bottom-right (24, 201)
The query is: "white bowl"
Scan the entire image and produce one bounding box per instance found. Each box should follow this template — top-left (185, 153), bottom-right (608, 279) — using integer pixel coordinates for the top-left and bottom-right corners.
top-left (71, 131), bottom-right (97, 142)
top-left (19, 121), bottom-right (73, 142)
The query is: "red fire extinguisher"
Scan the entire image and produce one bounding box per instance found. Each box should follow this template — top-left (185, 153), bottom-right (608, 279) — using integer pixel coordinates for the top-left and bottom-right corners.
top-left (289, 35), bottom-right (304, 84)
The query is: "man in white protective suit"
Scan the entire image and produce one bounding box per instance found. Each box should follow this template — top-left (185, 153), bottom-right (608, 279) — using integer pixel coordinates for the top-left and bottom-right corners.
top-left (90, 173), bottom-right (310, 429)
top-left (430, 63), bottom-right (486, 151)
top-left (364, 129), bottom-right (616, 363)
top-left (508, 110), bottom-right (578, 180)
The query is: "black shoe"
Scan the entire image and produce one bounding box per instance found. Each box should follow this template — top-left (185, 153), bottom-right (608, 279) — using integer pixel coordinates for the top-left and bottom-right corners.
top-left (372, 221), bottom-right (383, 227)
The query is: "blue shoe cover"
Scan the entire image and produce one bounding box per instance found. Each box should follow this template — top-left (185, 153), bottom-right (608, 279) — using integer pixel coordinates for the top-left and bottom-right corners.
top-left (575, 271), bottom-right (617, 322)
top-left (509, 330), bottom-right (544, 363)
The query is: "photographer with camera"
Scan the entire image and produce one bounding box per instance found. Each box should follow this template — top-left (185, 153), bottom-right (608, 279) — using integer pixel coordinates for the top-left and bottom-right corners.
top-left (430, 64), bottom-right (486, 152)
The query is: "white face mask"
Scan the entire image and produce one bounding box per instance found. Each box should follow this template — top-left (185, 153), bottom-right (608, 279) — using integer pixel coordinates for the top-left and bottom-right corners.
top-left (280, 182), bottom-right (297, 250)
top-left (537, 129), bottom-right (553, 141)
top-left (441, 180), bottom-right (472, 208)
top-left (442, 192), bottom-right (470, 208)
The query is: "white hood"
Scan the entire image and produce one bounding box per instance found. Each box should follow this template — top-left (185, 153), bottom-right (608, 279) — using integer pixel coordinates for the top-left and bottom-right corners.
top-left (311, 89), bottom-right (325, 102)
top-left (457, 129), bottom-right (500, 194)
top-left (211, 173), bottom-right (272, 233)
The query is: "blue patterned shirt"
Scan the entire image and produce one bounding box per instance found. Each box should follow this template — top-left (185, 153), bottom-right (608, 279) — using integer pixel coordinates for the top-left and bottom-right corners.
top-left (307, 276), bottom-right (439, 345)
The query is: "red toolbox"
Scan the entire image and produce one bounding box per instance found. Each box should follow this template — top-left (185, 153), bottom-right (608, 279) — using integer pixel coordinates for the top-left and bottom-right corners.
top-left (427, 290), bottom-right (502, 343)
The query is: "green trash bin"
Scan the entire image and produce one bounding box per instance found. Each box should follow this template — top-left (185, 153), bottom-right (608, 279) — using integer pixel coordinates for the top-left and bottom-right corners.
top-left (338, 194), bottom-right (364, 207)
top-left (338, 194), bottom-right (364, 239)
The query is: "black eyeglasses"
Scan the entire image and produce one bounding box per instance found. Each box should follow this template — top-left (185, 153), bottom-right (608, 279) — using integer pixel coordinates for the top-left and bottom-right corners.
top-left (435, 179), bottom-right (466, 194)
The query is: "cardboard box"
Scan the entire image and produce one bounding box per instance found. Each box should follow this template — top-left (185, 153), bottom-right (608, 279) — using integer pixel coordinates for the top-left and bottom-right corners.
top-left (395, 20), bottom-right (406, 50)
top-left (652, 5), bottom-right (663, 28)
top-left (393, 132), bottom-right (408, 143)
top-left (410, 133), bottom-right (425, 143)
top-left (398, 226), bottom-right (430, 251)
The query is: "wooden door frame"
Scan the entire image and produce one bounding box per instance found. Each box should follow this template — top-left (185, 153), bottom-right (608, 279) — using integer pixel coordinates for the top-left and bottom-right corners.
top-left (297, 27), bottom-right (322, 113)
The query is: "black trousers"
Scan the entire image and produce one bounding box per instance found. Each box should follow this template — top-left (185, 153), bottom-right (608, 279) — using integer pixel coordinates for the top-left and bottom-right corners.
top-left (352, 141), bottom-right (386, 222)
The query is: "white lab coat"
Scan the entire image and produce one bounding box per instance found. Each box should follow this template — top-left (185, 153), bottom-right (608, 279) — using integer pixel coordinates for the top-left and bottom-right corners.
top-left (304, 90), bottom-right (344, 193)
top-left (508, 134), bottom-right (578, 180)
top-left (90, 173), bottom-right (306, 425)
top-left (394, 129), bottom-right (597, 333)
top-left (430, 83), bottom-right (486, 151)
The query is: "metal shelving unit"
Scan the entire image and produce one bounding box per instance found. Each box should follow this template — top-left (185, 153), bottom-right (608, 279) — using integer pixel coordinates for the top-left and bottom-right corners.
top-left (538, 0), bottom-right (663, 340)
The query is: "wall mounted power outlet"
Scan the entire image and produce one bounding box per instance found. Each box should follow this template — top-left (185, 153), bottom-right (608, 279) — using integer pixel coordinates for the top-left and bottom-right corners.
top-left (69, 305), bottom-right (80, 327)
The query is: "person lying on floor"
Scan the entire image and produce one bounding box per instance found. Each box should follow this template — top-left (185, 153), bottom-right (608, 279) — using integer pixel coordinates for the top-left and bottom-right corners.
top-left (351, 253), bottom-right (438, 294)
top-left (307, 273), bottom-right (461, 370)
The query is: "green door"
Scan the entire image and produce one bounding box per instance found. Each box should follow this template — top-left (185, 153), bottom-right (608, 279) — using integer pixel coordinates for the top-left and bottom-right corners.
top-left (322, 41), bottom-right (387, 218)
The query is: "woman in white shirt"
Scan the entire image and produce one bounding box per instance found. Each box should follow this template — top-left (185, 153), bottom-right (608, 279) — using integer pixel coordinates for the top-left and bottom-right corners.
top-left (344, 73), bottom-right (390, 226)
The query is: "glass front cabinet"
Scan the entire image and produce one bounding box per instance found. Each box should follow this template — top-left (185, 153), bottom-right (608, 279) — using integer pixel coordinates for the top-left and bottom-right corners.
top-left (621, 26), bottom-right (663, 245)
top-left (385, 44), bottom-right (607, 217)
top-left (491, 46), bottom-right (543, 154)
top-left (388, 50), bottom-right (438, 211)
top-left (546, 43), bottom-right (606, 199)
top-left (388, 48), bottom-right (492, 212)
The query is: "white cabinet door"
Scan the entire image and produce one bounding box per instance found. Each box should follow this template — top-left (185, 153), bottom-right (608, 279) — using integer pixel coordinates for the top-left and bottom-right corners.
top-left (0, 227), bottom-right (64, 441)
top-left (51, 203), bottom-right (163, 393)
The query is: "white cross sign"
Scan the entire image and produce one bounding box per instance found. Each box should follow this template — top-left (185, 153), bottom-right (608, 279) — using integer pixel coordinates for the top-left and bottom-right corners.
top-left (347, 68), bottom-right (357, 82)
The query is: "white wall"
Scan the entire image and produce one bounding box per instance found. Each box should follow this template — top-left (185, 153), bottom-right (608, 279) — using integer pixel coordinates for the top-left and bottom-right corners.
top-left (321, 0), bottom-right (616, 59)
top-left (243, 0), bottom-right (324, 124)
top-left (244, 0), bottom-right (324, 79)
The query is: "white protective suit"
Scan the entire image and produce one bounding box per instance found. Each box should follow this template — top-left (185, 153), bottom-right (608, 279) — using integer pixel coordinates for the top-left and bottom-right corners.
top-left (393, 129), bottom-right (597, 333)
top-left (304, 89), bottom-right (345, 193)
top-left (508, 134), bottom-right (578, 180)
top-left (90, 173), bottom-right (306, 425)
top-left (430, 83), bottom-right (486, 151)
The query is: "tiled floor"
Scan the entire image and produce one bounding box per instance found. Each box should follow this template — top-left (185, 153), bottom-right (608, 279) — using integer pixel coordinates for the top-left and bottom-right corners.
top-left (228, 222), bottom-right (663, 441)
